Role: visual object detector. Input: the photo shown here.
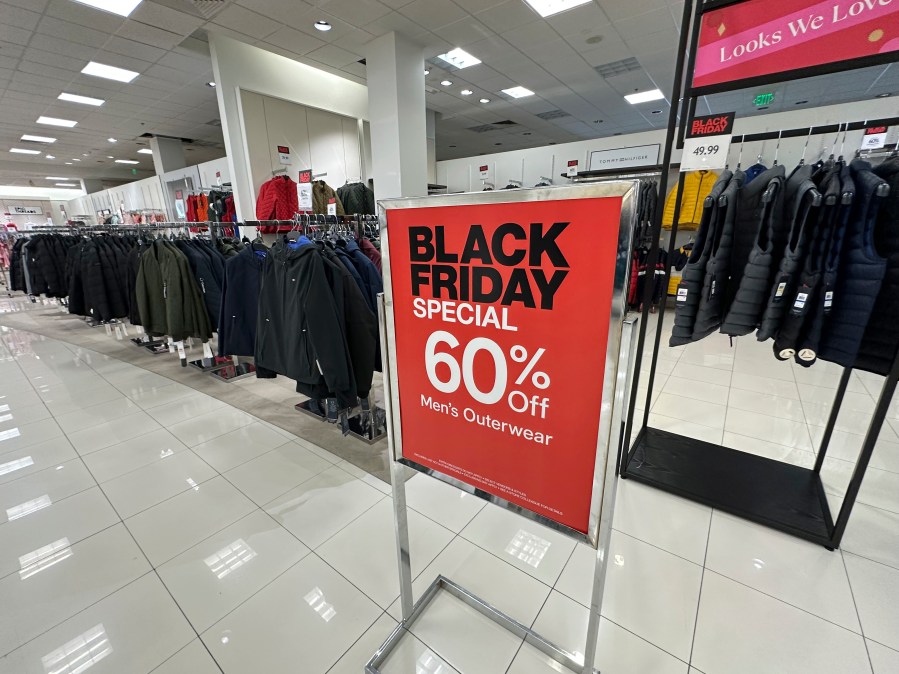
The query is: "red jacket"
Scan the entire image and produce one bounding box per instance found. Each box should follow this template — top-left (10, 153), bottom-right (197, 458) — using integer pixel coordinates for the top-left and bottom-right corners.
top-left (255, 175), bottom-right (299, 220)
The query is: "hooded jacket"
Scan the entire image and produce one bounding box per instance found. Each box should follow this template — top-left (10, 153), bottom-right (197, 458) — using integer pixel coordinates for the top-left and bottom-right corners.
top-left (255, 241), bottom-right (357, 408)
top-left (218, 243), bottom-right (268, 358)
top-left (662, 170), bottom-right (718, 230)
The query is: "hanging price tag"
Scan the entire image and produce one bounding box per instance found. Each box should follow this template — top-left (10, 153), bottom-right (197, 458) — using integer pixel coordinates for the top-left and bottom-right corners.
top-left (277, 145), bottom-right (291, 165)
top-left (232, 355), bottom-right (239, 366)
top-left (114, 326), bottom-right (123, 340)
top-left (567, 160), bottom-right (578, 177)
top-left (168, 338), bottom-right (176, 353)
top-left (479, 164), bottom-right (489, 179)
top-left (327, 198), bottom-right (337, 216)
top-left (202, 342), bottom-right (214, 359)
top-left (681, 112), bottom-right (735, 172)
top-left (121, 323), bottom-right (128, 336)
top-left (298, 169), bottom-right (313, 211)
top-left (104, 323), bottom-right (112, 335)
top-left (136, 325), bottom-right (144, 335)
top-left (861, 126), bottom-right (888, 150)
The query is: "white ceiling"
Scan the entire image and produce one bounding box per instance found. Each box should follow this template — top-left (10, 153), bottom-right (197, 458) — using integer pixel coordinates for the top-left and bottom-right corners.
top-left (1, 0), bottom-right (896, 188)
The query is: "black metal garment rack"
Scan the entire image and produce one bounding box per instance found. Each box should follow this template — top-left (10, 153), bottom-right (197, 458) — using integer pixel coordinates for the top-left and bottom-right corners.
top-left (619, 0), bottom-right (898, 550)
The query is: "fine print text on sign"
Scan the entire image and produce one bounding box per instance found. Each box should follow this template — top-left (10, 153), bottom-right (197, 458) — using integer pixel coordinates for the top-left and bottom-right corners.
top-left (681, 112), bottom-right (735, 171)
top-left (693, 0), bottom-right (899, 93)
top-left (298, 169), bottom-right (313, 211)
top-left (862, 126), bottom-right (889, 149)
top-left (387, 197), bottom-right (623, 533)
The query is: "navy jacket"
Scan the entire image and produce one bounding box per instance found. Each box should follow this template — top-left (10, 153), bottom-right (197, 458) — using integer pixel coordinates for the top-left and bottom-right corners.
top-left (218, 243), bottom-right (268, 357)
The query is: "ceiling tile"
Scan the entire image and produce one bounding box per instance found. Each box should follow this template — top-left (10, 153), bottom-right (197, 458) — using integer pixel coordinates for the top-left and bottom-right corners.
top-left (364, 10), bottom-right (428, 37)
top-left (0, 22), bottom-right (33, 46)
top-left (433, 16), bottom-right (495, 48)
top-left (212, 4), bottom-right (282, 40)
top-left (102, 35), bottom-right (168, 63)
top-left (114, 21), bottom-right (185, 50)
top-left (545, 3), bottom-right (611, 37)
top-left (475, 0), bottom-right (539, 34)
top-left (501, 20), bottom-right (560, 50)
top-left (322, 0), bottom-right (393, 24)
top-left (614, 7), bottom-right (678, 39)
top-left (399, 0), bottom-right (469, 31)
top-left (306, 43), bottom-right (365, 68)
top-left (264, 27), bottom-right (326, 55)
top-left (0, 2), bottom-right (41, 31)
top-left (45, 0), bottom-right (126, 32)
top-left (129, 1), bottom-right (206, 37)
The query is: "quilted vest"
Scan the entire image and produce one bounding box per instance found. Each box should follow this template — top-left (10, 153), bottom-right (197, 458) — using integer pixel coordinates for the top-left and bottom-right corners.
top-left (757, 165), bottom-right (821, 341)
top-left (853, 158), bottom-right (899, 375)
top-left (817, 160), bottom-right (889, 367)
top-left (693, 171), bottom-right (744, 339)
top-left (669, 170), bottom-right (732, 346)
top-left (720, 165), bottom-right (787, 336)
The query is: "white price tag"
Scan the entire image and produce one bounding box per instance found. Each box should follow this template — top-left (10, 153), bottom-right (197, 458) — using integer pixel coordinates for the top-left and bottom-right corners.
top-left (114, 326), bottom-right (123, 340)
top-left (861, 127), bottom-right (888, 150)
top-left (168, 338), bottom-right (175, 353)
top-left (232, 355), bottom-right (239, 366)
top-left (104, 323), bottom-right (112, 335)
top-left (176, 341), bottom-right (186, 359)
top-left (202, 342), bottom-right (214, 359)
top-left (681, 135), bottom-right (731, 171)
top-left (479, 164), bottom-right (489, 180)
top-left (327, 200), bottom-right (337, 216)
top-left (298, 183), bottom-right (313, 211)
top-left (121, 323), bottom-right (128, 336)
top-left (567, 160), bottom-right (578, 177)
top-left (136, 325), bottom-right (144, 335)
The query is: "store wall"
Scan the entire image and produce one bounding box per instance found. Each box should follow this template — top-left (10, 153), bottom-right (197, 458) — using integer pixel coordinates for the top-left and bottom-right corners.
top-left (208, 33), bottom-right (368, 221)
top-left (240, 90), bottom-right (365, 201)
top-left (1, 199), bottom-right (54, 228)
top-left (436, 98), bottom-right (899, 193)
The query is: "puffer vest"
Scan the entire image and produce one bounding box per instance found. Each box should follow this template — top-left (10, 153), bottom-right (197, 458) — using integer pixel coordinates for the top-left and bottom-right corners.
top-left (757, 165), bottom-right (821, 341)
top-left (720, 165), bottom-right (787, 336)
top-left (817, 159), bottom-right (888, 367)
top-left (669, 170), bottom-right (732, 346)
top-left (693, 171), bottom-right (744, 340)
top-left (855, 157), bottom-right (899, 375)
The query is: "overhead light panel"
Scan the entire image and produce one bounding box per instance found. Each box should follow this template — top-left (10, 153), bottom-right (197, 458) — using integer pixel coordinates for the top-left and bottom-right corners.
top-left (71, 0), bottom-right (143, 17)
top-left (522, 0), bottom-right (592, 18)
top-left (108, 138), bottom-right (117, 143)
top-left (10, 148), bottom-right (42, 154)
top-left (37, 116), bottom-right (77, 127)
top-left (58, 92), bottom-right (105, 106)
top-left (137, 148), bottom-right (153, 154)
top-left (81, 61), bottom-right (139, 83)
top-left (624, 88), bottom-right (665, 104)
top-left (55, 183), bottom-right (79, 187)
top-left (45, 155), bottom-right (56, 159)
top-left (21, 135), bottom-right (57, 143)
top-left (115, 159), bottom-right (139, 164)
top-left (437, 48), bottom-right (481, 70)
top-left (502, 86), bottom-right (535, 99)
top-left (45, 177), bottom-right (70, 180)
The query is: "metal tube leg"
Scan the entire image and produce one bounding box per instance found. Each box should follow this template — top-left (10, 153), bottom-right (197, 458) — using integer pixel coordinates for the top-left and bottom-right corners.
top-left (813, 367), bottom-right (852, 473)
top-left (583, 316), bottom-right (639, 673)
top-left (378, 293), bottom-right (414, 619)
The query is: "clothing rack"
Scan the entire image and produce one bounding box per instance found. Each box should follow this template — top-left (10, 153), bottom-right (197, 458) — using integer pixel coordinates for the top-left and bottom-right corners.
top-left (621, 0), bottom-right (894, 550)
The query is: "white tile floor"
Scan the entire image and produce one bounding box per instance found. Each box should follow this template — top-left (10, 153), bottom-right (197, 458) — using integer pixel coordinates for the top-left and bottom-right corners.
top-left (0, 299), bottom-right (897, 673)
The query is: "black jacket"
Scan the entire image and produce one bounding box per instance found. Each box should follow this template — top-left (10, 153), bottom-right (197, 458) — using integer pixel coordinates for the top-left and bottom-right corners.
top-left (255, 242), bottom-right (358, 408)
top-left (219, 243), bottom-right (268, 357)
top-left (336, 182), bottom-right (376, 215)
top-left (176, 240), bottom-right (223, 327)
top-left (343, 239), bottom-right (383, 313)
top-left (856, 157), bottom-right (899, 375)
top-left (818, 160), bottom-right (888, 367)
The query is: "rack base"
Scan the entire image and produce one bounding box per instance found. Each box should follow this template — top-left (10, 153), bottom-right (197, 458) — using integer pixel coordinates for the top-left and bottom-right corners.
top-left (623, 427), bottom-right (835, 548)
top-left (208, 362), bottom-right (257, 382)
top-left (295, 400), bottom-right (388, 444)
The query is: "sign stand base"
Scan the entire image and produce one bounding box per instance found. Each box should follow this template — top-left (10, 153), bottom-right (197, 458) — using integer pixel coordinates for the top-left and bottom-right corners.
top-left (366, 575), bottom-right (598, 674)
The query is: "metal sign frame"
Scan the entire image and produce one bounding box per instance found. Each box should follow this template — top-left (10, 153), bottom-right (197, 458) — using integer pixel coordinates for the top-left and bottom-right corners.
top-left (368, 182), bottom-right (641, 673)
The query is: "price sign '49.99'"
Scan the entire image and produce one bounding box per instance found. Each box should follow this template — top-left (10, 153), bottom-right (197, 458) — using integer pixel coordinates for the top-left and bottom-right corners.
top-left (680, 112), bottom-right (735, 172)
top-left (386, 196), bottom-right (624, 534)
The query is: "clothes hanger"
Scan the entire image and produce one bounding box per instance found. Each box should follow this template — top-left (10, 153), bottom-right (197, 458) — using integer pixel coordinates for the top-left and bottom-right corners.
top-left (772, 130), bottom-right (782, 167)
top-left (798, 127), bottom-right (813, 165)
top-left (837, 121), bottom-right (849, 163)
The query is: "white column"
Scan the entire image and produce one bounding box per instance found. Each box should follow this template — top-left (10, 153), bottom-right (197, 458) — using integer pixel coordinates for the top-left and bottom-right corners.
top-left (149, 136), bottom-right (187, 174)
top-left (366, 32), bottom-right (428, 203)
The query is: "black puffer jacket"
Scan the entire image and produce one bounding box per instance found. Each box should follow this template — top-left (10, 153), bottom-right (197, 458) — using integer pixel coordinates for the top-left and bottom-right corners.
top-left (856, 157), bottom-right (899, 375)
top-left (817, 160), bottom-right (889, 368)
top-left (757, 165), bottom-right (820, 341)
top-left (721, 165), bottom-right (787, 336)
top-left (669, 170), bottom-right (731, 346)
top-left (693, 170), bottom-right (744, 339)
top-left (336, 182), bottom-right (376, 215)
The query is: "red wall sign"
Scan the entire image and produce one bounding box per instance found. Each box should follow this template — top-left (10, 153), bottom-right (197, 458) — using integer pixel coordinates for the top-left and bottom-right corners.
top-left (693, 0), bottom-right (899, 93)
top-left (387, 197), bottom-right (623, 533)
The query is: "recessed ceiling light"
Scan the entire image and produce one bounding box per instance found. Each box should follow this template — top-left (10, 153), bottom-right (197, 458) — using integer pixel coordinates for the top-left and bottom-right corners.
top-left (502, 86), bottom-right (535, 99)
top-left (45, 155), bottom-right (56, 159)
top-left (108, 138), bottom-right (117, 143)
top-left (65, 162), bottom-right (73, 165)
top-left (55, 183), bottom-right (78, 187)
top-left (10, 148), bottom-right (42, 155)
top-left (314, 20), bottom-right (332, 31)
top-left (523, 0), bottom-right (592, 17)
top-left (71, 158), bottom-right (81, 161)
top-left (479, 98), bottom-right (490, 103)
top-left (107, 156), bottom-right (114, 159)
top-left (876, 92), bottom-right (891, 98)
top-left (115, 159), bottom-right (139, 164)
top-left (437, 48), bottom-right (481, 70)
top-left (440, 80), bottom-right (452, 86)
top-left (71, 0), bottom-right (143, 17)
top-left (81, 61), bottom-right (139, 83)
top-left (82, 153), bottom-right (89, 157)
top-left (207, 82), bottom-right (216, 87)
top-left (58, 92), bottom-right (105, 106)
top-left (21, 135), bottom-right (57, 143)
top-left (137, 148), bottom-right (153, 154)
top-left (424, 69), bottom-right (430, 75)
top-left (461, 89), bottom-right (473, 96)
top-left (45, 177), bottom-right (70, 180)
top-left (624, 89), bottom-right (665, 104)
top-left (37, 116), bottom-right (77, 127)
